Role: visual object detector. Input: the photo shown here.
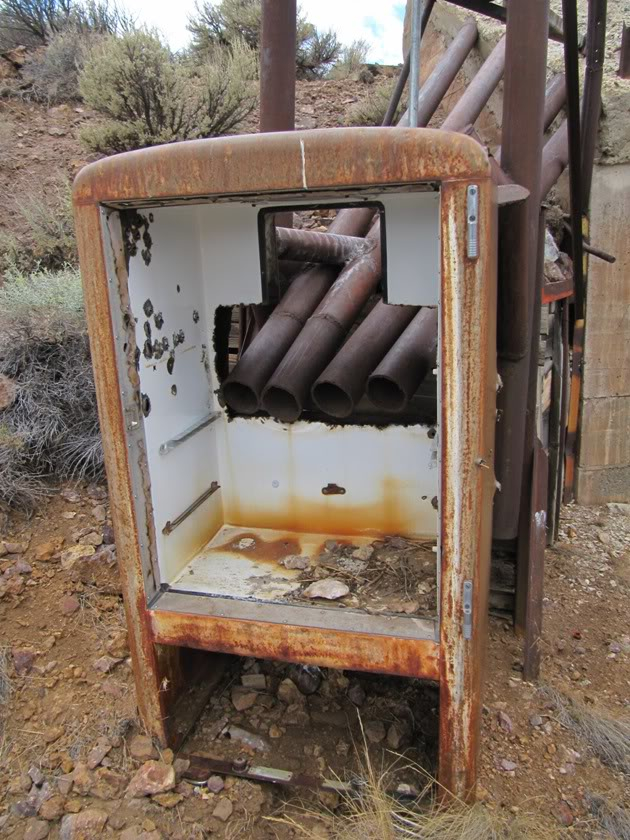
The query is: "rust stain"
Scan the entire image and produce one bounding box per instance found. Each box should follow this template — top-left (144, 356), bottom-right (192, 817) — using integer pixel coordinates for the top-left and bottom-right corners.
top-left (210, 532), bottom-right (301, 566)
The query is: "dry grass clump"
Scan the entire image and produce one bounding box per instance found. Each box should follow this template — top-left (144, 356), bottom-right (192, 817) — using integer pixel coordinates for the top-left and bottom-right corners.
top-left (346, 79), bottom-right (403, 127)
top-left (22, 27), bottom-right (92, 103)
top-left (586, 793), bottom-right (630, 840)
top-left (271, 739), bottom-right (558, 840)
top-left (0, 265), bottom-right (103, 509)
top-left (541, 685), bottom-right (630, 774)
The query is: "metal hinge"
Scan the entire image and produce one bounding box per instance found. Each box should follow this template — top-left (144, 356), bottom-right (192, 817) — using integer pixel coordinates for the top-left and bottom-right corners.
top-left (463, 579), bottom-right (473, 639)
top-left (466, 185), bottom-right (479, 259)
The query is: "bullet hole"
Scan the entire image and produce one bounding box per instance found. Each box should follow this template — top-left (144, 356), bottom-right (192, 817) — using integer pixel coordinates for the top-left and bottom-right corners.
top-left (123, 313), bottom-right (131, 328)
top-left (152, 339), bottom-right (164, 360)
top-left (173, 329), bottom-right (185, 347)
top-left (134, 347), bottom-right (141, 371)
top-left (192, 309), bottom-right (200, 324)
top-left (431, 496), bottom-right (439, 510)
top-left (171, 384), bottom-right (177, 396)
top-left (167, 353), bottom-right (175, 375)
top-left (143, 299), bottom-right (154, 318)
top-left (143, 320), bottom-right (152, 339)
top-left (140, 393), bottom-right (151, 417)
top-left (143, 339), bottom-right (153, 359)
top-left (122, 210), bottom-right (152, 266)
top-left (322, 483), bottom-right (346, 496)
top-left (161, 337), bottom-right (169, 351)
top-left (176, 284), bottom-right (181, 293)
top-left (154, 311), bottom-right (164, 329)
top-left (427, 427), bottom-right (437, 439)
top-left (123, 342), bottom-right (128, 352)
top-left (149, 213), bottom-right (154, 223)
top-left (421, 495), bottom-right (427, 500)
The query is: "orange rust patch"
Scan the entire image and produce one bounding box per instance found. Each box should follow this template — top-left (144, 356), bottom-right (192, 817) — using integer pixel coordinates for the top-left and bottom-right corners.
top-left (210, 531), bottom-right (301, 566)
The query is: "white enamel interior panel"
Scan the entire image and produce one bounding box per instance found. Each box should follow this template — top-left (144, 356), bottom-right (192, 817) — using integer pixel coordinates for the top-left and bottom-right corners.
top-left (381, 191), bottom-right (440, 306)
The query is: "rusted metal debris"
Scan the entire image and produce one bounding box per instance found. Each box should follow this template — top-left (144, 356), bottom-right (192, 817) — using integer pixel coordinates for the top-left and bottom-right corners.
top-left (275, 226), bottom-right (367, 264)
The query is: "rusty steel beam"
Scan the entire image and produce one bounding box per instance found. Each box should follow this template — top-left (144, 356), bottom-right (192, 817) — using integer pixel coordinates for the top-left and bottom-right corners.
top-left (311, 301), bottom-right (418, 418)
top-left (367, 308), bottom-right (439, 412)
top-left (442, 0), bottom-right (564, 43)
top-left (382, 0), bottom-right (436, 126)
top-left (262, 223), bottom-right (383, 422)
top-left (492, 0), bottom-right (549, 543)
top-left (260, 0), bottom-right (296, 134)
top-left (441, 35), bottom-right (506, 132)
top-left (581, 0), bottom-right (607, 213)
top-left (275, 226), bottom-right (367, 264)
top-left (540, 119), bottom-right (568, 198)
top-left (543, 74), bottom-right (567, 130)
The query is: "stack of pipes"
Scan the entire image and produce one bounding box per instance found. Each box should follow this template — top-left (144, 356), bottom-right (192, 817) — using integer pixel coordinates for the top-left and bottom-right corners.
top-left (221, 14), bottom-right (571, 426)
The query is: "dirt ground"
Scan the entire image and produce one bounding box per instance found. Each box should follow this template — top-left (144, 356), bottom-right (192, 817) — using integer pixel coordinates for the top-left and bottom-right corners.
top-left (0, 487), bottom-right (628, 839)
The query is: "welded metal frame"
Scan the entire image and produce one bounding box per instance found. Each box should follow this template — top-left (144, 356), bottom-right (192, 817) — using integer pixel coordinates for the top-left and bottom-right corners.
top-left (74, 127), bottom-right (496, 800)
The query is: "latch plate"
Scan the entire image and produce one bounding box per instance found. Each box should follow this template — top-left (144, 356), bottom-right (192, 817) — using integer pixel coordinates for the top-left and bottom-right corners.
top-left (467, 185), bottom-right (479, 259)
top-left (463, 579), bottom-right (473, 639)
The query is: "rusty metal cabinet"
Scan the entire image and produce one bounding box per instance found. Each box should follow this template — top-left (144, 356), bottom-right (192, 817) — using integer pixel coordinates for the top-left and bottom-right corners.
top-left (74, 127), bottom-right (497, 799)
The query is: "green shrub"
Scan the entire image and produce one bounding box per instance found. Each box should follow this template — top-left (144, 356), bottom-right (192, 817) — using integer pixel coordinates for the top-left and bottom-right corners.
top-left (0, 0), bottom-right (130, 49)
top-left (79, 29), bottom-right (257, 154)
top-left (328, 39), bottom-right (370, 80)
top-left (0, 178), bottom-right (76, 274)
top-left (346, 78), bottom-right (403, 127)
top-left (23, 27), bottom-right (92, 103)
top-left (188, 0), bottom-right (341, 79)
top-left (0, 265), bottom-right (103, 509)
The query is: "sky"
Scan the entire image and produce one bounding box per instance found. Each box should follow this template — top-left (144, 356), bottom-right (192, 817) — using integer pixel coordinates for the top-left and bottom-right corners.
top-left (121, 0), bottom-right (407, 65)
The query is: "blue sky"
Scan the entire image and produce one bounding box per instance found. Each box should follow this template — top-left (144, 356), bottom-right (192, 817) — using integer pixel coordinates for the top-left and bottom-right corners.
top-left (122, 0), bottom-right (407, 64)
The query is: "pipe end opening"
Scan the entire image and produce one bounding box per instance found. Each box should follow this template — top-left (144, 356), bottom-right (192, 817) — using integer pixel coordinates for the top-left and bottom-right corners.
top-left (262, 386), bottom-right (302, 423)
top-left (222, 381), bottom-right (260, 415)
top-left (312, 382), bottom-right (354, 419)
top-left (367, 376), bottom-right (407, 413)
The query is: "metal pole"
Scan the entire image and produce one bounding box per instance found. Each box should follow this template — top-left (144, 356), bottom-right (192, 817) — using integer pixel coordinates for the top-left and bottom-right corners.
top-left (620, 24), bottom-right (630, 78)
top-left (260, 0), bottom-right (296, 134)
top-left (409, 0), bottom-right (424, 127)
top-left (441, 35), bottom-right (506, 132)
top-left (581, 0), bottom-right (607, 211)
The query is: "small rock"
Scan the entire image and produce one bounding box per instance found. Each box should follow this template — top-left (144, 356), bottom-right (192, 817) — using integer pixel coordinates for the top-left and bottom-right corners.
top-left (12, 647), bottom-right (36, 675)
top-left (302, 579), bottom-right (349, 600)
top-left (207, 775), bottom-right (224, 793)
top-left (34, 538), bottom-right (64, 561)
top-left (15, 560), bottom-right (32, 574)
top-left (231, 686), bottom-right (258, 711)
top-left (60, 545), bottom-right (95, 571)
top-left (212, 797), bottom-right (233, 822)
top-left (241, 673), bottom-right (267, 690)
top-left (277, 678), bottom-right (302, 705)
top-left (152, 792), bottom-right (183, 808)
top-left (551, 801), bottom-right (574, 827)
top-left (92, 655), bottom-right (122, 673)
top-left (606, 502), bottom-right (630, 516)
top-left (500, 758), bottom-right (518, 772)
top-left (28, 766), bottom-right (45, 786)
top-left (102, 525), bottom-right (115, 545)
top-left (38, 795), bottom-right (65, 821)
top-left (236, 538), bottom-right (256, 550)
top-left (126, 761), bottom-right (175, 798)
top-left (57, 775), bottom-right (74, 796)
top-left (87, 737), bottom-right (112, 769)
top-left (59, 808), bottom-right (108, 839)
top-left (92, 505), bottom-right (107, 523)
top-left (91, 768), bottom-right (127, 801)
top-left (24, 820), bottom-right (50, 840)
top-left (161, 748), bottom-right (174, 765)
top-left (225, 726), bottom-right (269, 752)
top-left (386, 721), bottom-right (412, 750)
top-left (279, 555), bottom-right (310, 570)
top-left (497, 710), bottom-right (514, 733)
top-left (60, 595), bottom-right (80, 616)
top-left (79, 531), bottom-right (102, 546)
top-left (3, 541), bottom-right (28, 554)
top-left (172, 758), bottom-right (190, 779)
top-left (348, 681), bottom-right (366, 707)
top-left (106, 630), bottom-right (128, 659)
top-left (129, 735), bottom-right (158, 762)
top-left (547, 743), bottom-right (557, 755)
top-left (71, 763), bottom-right (93, 796)
top-left (268, 724), bottom-right (283, 739)
top-left (529, 714), bottom-right (543, 727)
top-left (291, 664), bottom-right (322, 695)
top-left (351, 545), bottom-right (374, 561)
top-left (364, 720), bottom-right (386, 744)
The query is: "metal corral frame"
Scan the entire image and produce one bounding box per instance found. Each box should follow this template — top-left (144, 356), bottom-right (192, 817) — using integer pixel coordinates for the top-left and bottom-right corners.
top-left (74, 128), bottom-right (497, 799)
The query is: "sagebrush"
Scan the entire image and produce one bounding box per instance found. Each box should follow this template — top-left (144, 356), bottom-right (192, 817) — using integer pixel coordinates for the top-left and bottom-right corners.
top-left (22, 26), bottom-right (92, 103)
top-left (79, 28), bottom-right (257, 154)
top-left (328, 39), bottom-right (370, 80)
top-left (346, 78), bottom-right (402, 127)
top-left (188, 0), bottom-right (341, 79)
top-left (0, 266), bottom-right (103, 509)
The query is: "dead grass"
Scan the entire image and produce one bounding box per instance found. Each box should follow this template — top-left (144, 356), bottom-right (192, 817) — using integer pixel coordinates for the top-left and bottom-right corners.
top-left (0, 646), bottom-right (12, 763)
top-left (269, 726), bottom-right (559, 840)
top-left (541, 685), bottom-right (630, 774)
top-left (586, 793), bottom-right (630, 840)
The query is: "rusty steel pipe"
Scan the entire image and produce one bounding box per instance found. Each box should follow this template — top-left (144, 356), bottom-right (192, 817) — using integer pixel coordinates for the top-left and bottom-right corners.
top-left (367, 308), bottom-right (438, 412)
top-left (276, 227), bottom-right (367, 264)
top-left (540, 120), bottom-right (568, 199)
top-left (260, 0), bottom-right (296, 134)
top-left (493, 0), bottom-right (550, 542)
top-left (311, 301), bottom-right (418, 418)
top-left (221, 207), bottom-right (375, 414)
top-left (543, 74), bottom-right (567, 129)
top-left (398, 19), bottom-right (479, 127)
top-left (441, 35), bottom-right (506, 132)
top-left (262, 223), bottom-right (383, 422)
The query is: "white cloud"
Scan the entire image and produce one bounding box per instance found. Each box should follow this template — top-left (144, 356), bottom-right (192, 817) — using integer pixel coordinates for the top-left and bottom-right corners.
top-left (122, 0), bottom-right (407, 65)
